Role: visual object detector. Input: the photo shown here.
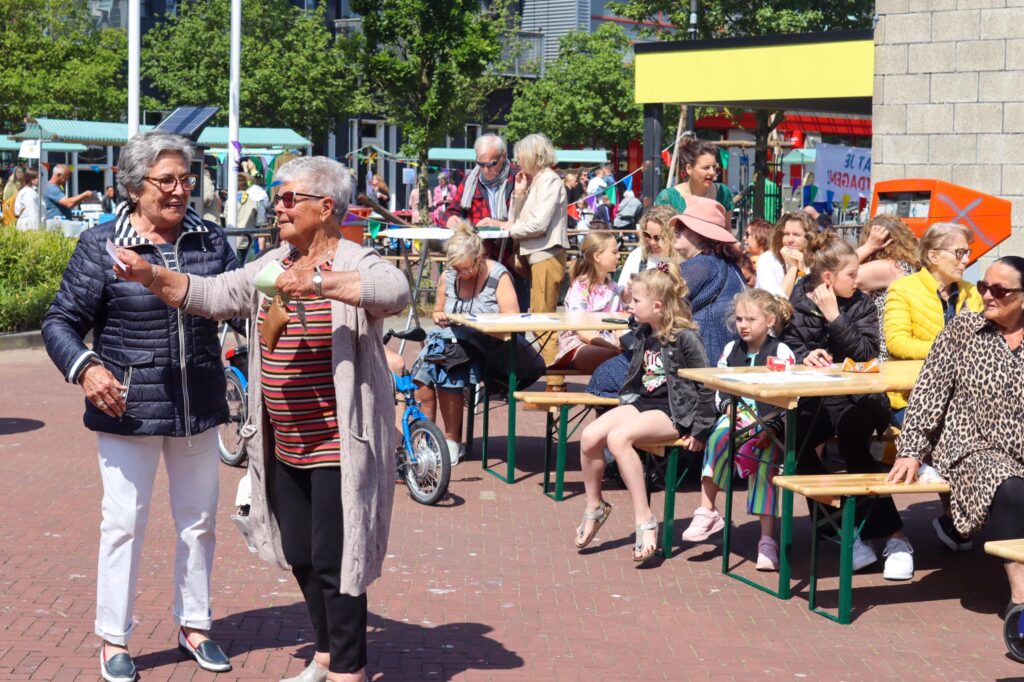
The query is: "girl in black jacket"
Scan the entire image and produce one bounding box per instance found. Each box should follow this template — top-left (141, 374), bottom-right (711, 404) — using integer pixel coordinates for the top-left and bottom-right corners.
top-left (781, 232), bottom-right (914, 581)
top-left (574, 262), bottom-right (717, 563)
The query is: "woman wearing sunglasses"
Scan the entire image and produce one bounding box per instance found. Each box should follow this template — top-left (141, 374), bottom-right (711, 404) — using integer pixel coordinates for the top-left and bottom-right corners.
top-left (41, 131), bottom-right (240, 682)
top-left (889, 256), bottom-right (1024, 613)
top-left (112, 156), bottom-right (410, 682)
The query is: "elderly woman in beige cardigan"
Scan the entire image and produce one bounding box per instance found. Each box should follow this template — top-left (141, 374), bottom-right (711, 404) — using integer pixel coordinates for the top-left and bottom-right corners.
top-left (113, 157), bottom-right (409, 682)
top-left (478, 133), bottom-right (569, 390)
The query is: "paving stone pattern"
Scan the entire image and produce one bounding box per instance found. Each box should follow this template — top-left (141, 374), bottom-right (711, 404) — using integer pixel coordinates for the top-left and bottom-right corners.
top-left (1, 347), bottom-right (1023, 680)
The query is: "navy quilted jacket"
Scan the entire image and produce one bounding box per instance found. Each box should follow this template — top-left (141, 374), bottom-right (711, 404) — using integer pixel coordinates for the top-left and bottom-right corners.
top-left (42, 208), bottom-right (240, 437)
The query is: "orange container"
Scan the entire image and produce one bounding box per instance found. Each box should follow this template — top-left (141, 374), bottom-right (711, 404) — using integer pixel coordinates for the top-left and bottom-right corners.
top-left (343, 205), bottom-right (373, 244)
top-left (870, 179), bottom-right (1011, 264)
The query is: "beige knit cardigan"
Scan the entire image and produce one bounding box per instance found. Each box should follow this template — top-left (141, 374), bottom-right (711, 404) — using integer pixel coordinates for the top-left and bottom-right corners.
top-left (183, 240), bottom-right (410, 595)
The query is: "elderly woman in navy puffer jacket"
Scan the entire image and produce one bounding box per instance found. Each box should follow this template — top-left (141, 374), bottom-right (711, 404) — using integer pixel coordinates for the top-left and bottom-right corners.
top-left (42, 131), bottom-right (238, 682)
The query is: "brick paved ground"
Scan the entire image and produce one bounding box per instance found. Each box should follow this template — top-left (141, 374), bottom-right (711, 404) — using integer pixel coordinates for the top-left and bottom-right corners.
top-left (2, 345), bottom-right (1023, 681)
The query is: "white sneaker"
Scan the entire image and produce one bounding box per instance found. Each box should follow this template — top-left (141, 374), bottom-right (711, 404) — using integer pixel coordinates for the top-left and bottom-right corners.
top-left (852, 535), bottom-right (878, 571)
top-left (882, 537), bottom-right (914, 580)
top-left (446, 439), bottom-right (461, 466)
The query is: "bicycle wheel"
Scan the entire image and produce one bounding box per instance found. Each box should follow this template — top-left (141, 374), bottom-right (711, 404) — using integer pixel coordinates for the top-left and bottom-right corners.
top-left (401, 420), bottom-right (451, 505)
top-left (218, 371), bottom-right (248, 467)
top-left (1005, 604), bottom-right (1024, 662)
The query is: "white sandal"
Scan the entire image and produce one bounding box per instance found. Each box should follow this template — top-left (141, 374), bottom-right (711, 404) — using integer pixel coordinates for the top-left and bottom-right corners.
top-left (575, 500), bottom-right (613, 549)
top-left (633, 517), bottom-right (659, 563)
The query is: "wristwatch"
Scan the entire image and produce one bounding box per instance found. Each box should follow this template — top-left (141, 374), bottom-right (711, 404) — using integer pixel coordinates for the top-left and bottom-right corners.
top-left (312, 271), bottom-right (323, 297)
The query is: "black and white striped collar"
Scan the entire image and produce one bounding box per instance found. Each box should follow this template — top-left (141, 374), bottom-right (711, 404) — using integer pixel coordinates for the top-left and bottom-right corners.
top-left (110, 201), bottom-right (209, 247)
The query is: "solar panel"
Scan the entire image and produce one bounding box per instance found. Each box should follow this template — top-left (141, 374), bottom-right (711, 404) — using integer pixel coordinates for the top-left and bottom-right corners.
top-left (155, 106), bottom-right (221, 143)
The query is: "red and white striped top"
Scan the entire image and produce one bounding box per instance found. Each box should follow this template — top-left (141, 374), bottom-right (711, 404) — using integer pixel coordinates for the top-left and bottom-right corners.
top-left (258, 253), bottom-right (339, 468)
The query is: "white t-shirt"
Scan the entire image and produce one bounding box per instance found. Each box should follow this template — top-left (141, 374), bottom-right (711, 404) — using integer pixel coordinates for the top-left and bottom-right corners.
top-left (715, 338), bottom-right (796, 407)
top-left (755, 250), bottom-right (788, 297)
top-left (14, 186), bottom-right (40, 231)
top-left (586, 176), bottom-right (606, 197)
top-left (613, 248), bottom-right (663, 308)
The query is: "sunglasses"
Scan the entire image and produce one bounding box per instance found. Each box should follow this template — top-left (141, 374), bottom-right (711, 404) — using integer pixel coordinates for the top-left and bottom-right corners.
top-left (272, 191), bottom-right (325, 208)
top-left (977, 280), bottom-right (1024, 300)
top-left (937, 247), bottom-right (971, 260)
top-left (641, 231), bottom-right (660, 241)
top-left (475, 157), bottom-right (503, 169)
top-left (144, 174), bottom-right (199, 192)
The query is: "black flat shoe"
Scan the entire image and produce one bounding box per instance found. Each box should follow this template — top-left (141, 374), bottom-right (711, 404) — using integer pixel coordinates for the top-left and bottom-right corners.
top-left (178, 628), bottom-right (232, 672)
top-left (100, 644), bottom-right (137, 682)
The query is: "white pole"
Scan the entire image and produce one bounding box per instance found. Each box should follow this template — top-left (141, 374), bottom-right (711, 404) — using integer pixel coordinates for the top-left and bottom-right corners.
top-left (225, 0), bottom-right (241, 229)
top-left (127, 0), bottom-right (140, 137)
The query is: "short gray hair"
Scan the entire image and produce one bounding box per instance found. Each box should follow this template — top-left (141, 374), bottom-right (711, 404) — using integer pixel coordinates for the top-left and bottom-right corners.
top-left (920, 222), bottom-right (973, 266)
top-left (117, 131), bottom-right (194, 198)
top-left (274, 156), bottom-right (352, 217)
top-left (473, 133), bottom-right (506, 158)
top-left (514, 133), bottom-right (557, 173)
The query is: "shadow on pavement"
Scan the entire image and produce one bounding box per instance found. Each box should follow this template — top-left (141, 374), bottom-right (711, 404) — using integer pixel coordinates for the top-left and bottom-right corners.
top-left (0, 418), bottom-right (45, 435)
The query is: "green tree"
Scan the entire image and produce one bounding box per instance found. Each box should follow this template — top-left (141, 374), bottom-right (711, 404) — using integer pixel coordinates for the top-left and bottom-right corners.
top-left (611, 0), bottom-right (874, 38)
top-left (505, 23), bottom-right (642, 152)
top-left (142, 0), bottom-right (353, 141)
top-left (0, 0), bottom-right (127, 132)
top-left (349, 0), bottom-right (513, 217)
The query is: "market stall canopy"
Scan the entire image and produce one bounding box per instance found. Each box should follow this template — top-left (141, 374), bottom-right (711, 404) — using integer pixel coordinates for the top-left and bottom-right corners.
top-left (634, 30), bottom-right (873, 115)
top-left (0, 138), bottom-right (87, 154)
top-left (782, 148), bottom-right (816, 165)
top-left (10, 118), bottom-right (310, 149)
top-left (428, 147), bottom-right (608, 164)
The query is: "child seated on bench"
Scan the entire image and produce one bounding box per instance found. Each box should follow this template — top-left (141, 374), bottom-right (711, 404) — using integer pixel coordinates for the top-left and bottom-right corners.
top-left (574, 263), bottom-right (716, 563)
top-left (683, 288), bottom-right (795, 571)
top-left (550, 231), bottom-right (628, 374)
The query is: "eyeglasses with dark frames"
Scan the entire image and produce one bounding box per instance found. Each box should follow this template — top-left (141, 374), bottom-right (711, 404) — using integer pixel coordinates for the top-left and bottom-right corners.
top-left (144, 174), bottom-right (199, 192)
top-left (937, 247), bottom-right (971, 260)
top-left (271, 191), bottom-right (326, 208)
top-left (977, 280), bottom-right (1024, 300)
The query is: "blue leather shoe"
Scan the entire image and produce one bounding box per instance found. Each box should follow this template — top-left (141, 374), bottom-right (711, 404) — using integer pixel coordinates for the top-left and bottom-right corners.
top-left (99, 644), bottom-right (137, 682)
top-left (178, 628), bottom-right (232, 672)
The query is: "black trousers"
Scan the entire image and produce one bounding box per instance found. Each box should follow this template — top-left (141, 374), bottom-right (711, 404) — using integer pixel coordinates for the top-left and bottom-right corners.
top-left (795, 397), bottom-right (903, 541)
top-left (271, 459), bottom-right (368, 673)
top-left (988, 477), bottom-right (1024, 543)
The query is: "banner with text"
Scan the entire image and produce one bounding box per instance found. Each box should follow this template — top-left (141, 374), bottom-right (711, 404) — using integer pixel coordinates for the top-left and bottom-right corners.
top-left (814, 143), bottom-right (871, 205)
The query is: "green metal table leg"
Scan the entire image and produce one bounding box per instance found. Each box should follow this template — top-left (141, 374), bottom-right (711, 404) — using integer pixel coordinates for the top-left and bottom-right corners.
top-left (836, 495), bottom-right (856, 624)
top-left (484, 332), bottom-right (519, 483)
top-left (721, 399), bottom-right (738, 573)
top-left (808, 500), bottom-right (821, 611)
top-left (481, 382), bottom-right (491, 468)
top-left (553, 405), bottom-right (568, 501)
top-left (661, 447), bottom-right (679, 559)
top-left (542, 408), bottom-right (554, 494)
top-left (777, 407), bottom-right (797, 600)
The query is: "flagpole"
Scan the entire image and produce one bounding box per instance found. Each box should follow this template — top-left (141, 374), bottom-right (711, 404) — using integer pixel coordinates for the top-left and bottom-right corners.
top-left (127, 0), bottom-right (140, 137)
top-left (225, 0), bottom-right (241, 229)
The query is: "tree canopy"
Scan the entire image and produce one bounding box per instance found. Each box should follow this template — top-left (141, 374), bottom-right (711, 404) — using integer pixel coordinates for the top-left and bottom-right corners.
top-left (0, 0), bottom-right (127, 132)
top-left (349, 0), bottom-right (513, 211)
top-left (504, 23), bottom-right (642, 150)
top-left (611, 0), bottom-right (874, 38)
top-left (142, 0), bottom-right (353, 140)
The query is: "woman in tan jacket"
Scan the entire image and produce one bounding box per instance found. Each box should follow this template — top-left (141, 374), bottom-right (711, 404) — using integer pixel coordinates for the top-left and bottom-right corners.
top-left (114, 157), bottom-right (410, 682)
top-left (479, 133), bottom-right (569, 390)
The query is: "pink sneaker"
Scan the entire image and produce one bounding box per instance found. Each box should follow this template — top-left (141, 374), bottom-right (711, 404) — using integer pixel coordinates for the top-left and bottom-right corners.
top-left (681, 507), bottom-right (725, 542)
top-left (756, 536), bottom-right (779, 571)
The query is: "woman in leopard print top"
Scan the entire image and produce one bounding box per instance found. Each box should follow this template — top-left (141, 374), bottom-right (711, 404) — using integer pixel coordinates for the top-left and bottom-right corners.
top-left (890, 257), bottom-right (1024, 608)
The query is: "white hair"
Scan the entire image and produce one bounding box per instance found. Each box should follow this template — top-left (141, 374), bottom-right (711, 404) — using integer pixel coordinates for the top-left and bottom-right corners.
top-left (274, 156), bottom-right (353, 217)
top-left (473, 133), bottom-right (506, 158)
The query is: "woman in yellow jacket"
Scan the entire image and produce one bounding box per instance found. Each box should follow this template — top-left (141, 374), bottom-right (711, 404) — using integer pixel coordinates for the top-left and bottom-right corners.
top-left (884, 222), bottom-right (982, 553)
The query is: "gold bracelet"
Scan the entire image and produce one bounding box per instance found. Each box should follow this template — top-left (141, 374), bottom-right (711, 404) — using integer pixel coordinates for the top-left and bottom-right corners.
top-left (147, 265), bottom-right (160, 288)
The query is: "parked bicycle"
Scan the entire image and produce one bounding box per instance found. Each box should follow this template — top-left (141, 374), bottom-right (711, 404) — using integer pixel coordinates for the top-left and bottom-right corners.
top-left (385, 326), bottom-right (451, 505)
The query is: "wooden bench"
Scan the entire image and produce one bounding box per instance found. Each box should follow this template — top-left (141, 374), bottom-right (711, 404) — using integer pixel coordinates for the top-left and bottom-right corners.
top-left (985, 539), bottom-right (1024, 563)
top-left (774, 472), bottom-right (950, 624)
top-left (513, 390), bottom-right (695, 559)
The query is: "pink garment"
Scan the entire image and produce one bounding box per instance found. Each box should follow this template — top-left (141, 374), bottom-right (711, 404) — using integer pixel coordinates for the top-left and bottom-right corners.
top-left (555, 276), bottom-right (624, 363)
top-left (431, 184), bottom-right (454, 225)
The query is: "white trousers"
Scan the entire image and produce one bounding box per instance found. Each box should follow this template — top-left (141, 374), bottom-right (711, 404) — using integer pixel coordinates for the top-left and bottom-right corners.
top-left (94, 430), bottom-right (219, 645)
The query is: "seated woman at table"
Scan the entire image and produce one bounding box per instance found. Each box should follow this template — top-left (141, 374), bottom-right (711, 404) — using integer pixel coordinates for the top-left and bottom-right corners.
top-left (616, 205), bottom-right (679, 292)
top-left (889, 257), bottom-right (1024, 613)
top-left (883, 221), bottom-right (982, 553)
top-left (574, 262), bottom-right (716, 563)
top-left (683, 288), bottom-right (795, 571)
top-left (551, 231), bottom-right (627, 374)
top-left (781, 232), bottom-right (915, 581)
top-left (756, 211), bottom-right (816, 298)
top-left (413, 220), bottom-right (519, 465)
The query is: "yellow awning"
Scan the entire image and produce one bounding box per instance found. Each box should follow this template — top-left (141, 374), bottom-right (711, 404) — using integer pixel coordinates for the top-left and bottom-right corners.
top-left (634, 30), bottom-right (873, 115)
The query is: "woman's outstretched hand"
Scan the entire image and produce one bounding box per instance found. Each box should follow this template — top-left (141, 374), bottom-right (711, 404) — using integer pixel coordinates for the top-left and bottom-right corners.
top-left (113, 248), bottom-right (154, 285)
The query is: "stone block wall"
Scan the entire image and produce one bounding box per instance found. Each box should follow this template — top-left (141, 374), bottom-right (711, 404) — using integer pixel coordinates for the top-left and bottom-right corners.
top-left (873, 0), bottom-right (1024, 266)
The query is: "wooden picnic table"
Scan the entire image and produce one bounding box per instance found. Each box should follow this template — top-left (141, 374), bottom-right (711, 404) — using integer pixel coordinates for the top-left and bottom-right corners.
top-left (447, 312), bottom-right (630, 484)
top-left (676, 361), bottom-right (923, 601)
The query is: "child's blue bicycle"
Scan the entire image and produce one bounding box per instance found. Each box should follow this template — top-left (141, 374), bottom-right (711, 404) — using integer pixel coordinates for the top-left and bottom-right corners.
top-left (384, 326), bottom-right (451, 505)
